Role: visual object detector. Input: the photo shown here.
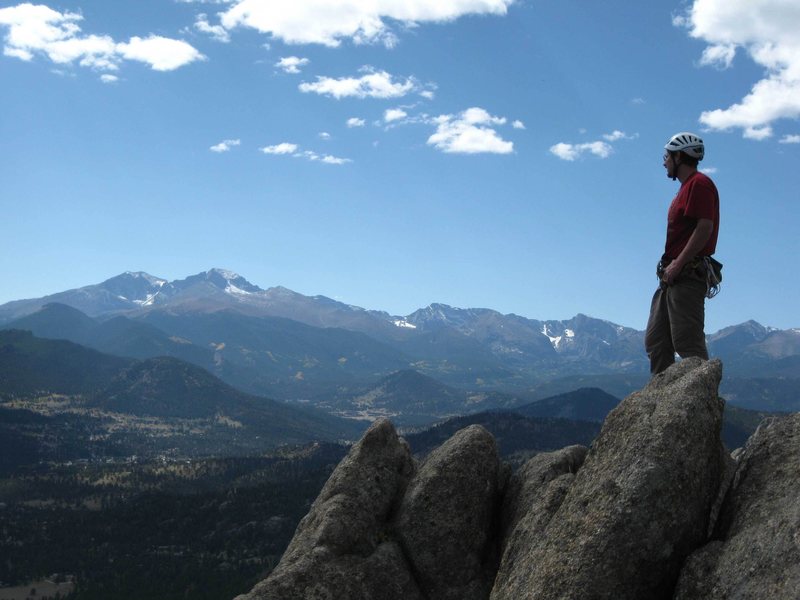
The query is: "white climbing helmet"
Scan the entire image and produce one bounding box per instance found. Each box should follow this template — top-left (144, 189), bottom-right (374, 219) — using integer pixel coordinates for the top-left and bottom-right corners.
top-left (664, 132), bottom-right (704, 161)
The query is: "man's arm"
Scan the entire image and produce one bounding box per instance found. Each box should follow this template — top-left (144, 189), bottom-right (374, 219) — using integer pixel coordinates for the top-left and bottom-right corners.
top-left (662, 218), bottom-right (714, 284)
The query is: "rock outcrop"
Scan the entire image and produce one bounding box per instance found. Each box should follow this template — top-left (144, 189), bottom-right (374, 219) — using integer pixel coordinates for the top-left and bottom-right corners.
top-left (494, 357), bottom-right (726, 600)
top-left (674, 412), bottom-right (800, 599)
top-left (235, 358), bottom-right (799, 600)
top-left (233, 418), bottom-right (419, 600)
top-left (491, 445), bottom-right (588, 599)
top-left (396, 425), bottom-right (502, 600)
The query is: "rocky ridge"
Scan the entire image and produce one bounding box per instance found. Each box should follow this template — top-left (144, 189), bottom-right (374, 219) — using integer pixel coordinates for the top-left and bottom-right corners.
top-left (235, 358), bottom-right (800, 599)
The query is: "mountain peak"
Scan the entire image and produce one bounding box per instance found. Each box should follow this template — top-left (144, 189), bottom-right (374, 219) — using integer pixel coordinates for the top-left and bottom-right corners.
top-left (120, 271), bottom-right (167, 284)
top-left (207, 267), bottom-right (241, 280)
top-left (178, 269), bottom-right (263, 294)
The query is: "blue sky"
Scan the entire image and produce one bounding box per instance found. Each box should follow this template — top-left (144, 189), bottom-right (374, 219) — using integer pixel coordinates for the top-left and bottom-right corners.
top-left (1, 0), bottom-right (799, 333)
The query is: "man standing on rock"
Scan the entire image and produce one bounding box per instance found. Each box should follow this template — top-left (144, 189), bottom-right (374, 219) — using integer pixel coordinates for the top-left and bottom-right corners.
top-left (645, 132), bottom-right (720, 375)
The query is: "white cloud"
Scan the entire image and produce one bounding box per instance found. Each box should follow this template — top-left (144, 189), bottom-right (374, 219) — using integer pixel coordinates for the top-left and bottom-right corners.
top-left (512, 120), bottom-right (526, 130)
top-left (551, 130), bottom-right (636, 160)
top-left (699, 43), bottom-right (736, 69)
top-left (319, 132), bottom-right (331, 140)
top-left (420, 89), bottom-right (436, 100)
top-left (318, 153), bottom-right (351, 165)
top-left (384, 108), bottom-right (408, 122)
top-left (275, 55), bottom-right (309, 74)
top-left (701, 166), bottom-right (718, 174)
top-left (0, 4), bottom-right (204, 74)
top-left (260, 143), bottom-right (351, 164)
top-left (427, 107), bottom-right (514, 154)
top-left (602, 130), bottom-right (637, 143)
top-left (195, 13), bottom-right (230, 43)
top-left (743, 125), bottom-right (773, 140)
top-left (100, 73), bottom-right (118, 83)
top-left (219, 0), bottom-right (514, 48)
top-left (779, 134), bottom-right (800, 144)
top-left (347, 117), bottom-right (366, 127)
top-left (117, 36), bottom-right (205, 71)
top-left (210, 138), bottom-right (241, 152)
top-left (261, 142), bottom-right (299, 154)
top-left (676, 0), bottom-right (800, 139)
top-left (549, 141), bottom-right (613, 161)
top-left (603, 130), bottom-right (626, 141)
top-left (299, 67), bottom-right (417, 99)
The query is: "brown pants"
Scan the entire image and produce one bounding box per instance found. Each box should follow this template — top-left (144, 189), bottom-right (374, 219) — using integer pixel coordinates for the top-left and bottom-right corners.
top-left (644, 272), bottom-right (708, 374)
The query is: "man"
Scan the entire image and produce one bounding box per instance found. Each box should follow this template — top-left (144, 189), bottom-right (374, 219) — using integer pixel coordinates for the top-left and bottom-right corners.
top-left (645, 132), bottom-right (720, 375)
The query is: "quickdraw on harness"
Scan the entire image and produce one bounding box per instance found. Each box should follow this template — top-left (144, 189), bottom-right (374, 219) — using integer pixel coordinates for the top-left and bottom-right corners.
top-left (702, 256), bottom-right (722, 299)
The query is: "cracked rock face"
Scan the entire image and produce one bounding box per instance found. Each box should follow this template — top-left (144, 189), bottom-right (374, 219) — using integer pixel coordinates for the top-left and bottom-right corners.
top-left (674, 412), bottom-right (800, 600)
top-left (494, 358), bottom-right (726, 600)
top-left (491, 445), bottom-right (588, 600)
top-left (396, 424), bottom-right (502, 600)
top-left (233, 418), bottom-right (420, 600)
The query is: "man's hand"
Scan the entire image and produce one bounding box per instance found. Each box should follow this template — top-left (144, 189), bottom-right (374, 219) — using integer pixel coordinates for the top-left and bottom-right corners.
top-left (662, 260), bottom-right (684, 285)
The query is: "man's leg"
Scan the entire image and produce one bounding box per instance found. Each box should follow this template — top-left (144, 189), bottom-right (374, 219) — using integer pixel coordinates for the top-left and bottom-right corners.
top-left (667, 278), bottom-right (709, 360)
top-left (645, 286), bottom-right (676, 374)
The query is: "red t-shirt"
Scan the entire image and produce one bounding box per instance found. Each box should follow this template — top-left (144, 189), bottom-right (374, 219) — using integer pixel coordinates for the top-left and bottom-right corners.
top-left (664, 171), bottom-right (719, 259)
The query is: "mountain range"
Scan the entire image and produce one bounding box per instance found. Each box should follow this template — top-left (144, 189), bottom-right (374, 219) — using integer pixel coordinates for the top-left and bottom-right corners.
top-left (1, 329), bottom-right (767, 475)
top-left (2, 268), bottom-right (799, 415)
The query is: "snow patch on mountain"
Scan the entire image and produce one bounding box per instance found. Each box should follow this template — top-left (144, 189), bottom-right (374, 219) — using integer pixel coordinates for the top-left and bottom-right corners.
top-left (542, 324), bottom-right (563, 349)
top-left (393, 319), bottom-right (416, 329)
top-left (133, 293), bottom-right (160, 306)
top-left (225, 283), bottom-right (254, 296)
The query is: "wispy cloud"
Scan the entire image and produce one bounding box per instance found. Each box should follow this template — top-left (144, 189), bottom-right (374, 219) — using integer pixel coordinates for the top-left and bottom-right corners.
top-left (549, 141), bottom-right (612, 161)
top-left (275, 56), bottom-right (309, 74)
top-left (219, 0), bottom-right (514, 48)
top-left (347, 117), bottom-right (366, 128)
top-left (427, 107), bottom-right (514, 154)
top-left (512, 120), bottom-right (526, 130)
top-left (260, 142), bottom-right (351, 164)
top-left (602, 130), bottom-right (636, 142)
top-left (261, 143), bottom-right (299, 155)
top-left (194, 13), bottom-right (230, 43)
top-left (675, 0), bottom-right (800, 140)
top-left (299, 67), bottom-right (418, 99)
top-left (698, 43), bottom-right (736, 69)
top-left (0, 4), bottom-right (204, 75)
top-left (384, 108), bottom-right (408, 123)
top-left (779, 134), bottom-right (800, 144)
top-left (300, 150), bottom-right (351, 165)
top-left (210, 139), bottom-right (241, 152)
top-left (550, 129), bottom-right (635, 161)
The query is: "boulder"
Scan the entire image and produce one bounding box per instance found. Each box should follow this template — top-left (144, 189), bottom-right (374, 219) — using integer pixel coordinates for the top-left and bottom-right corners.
top-left (491, 445), bottom-right (588, 600)
top-left (234, 418), bottom-right (419, 600)
top-left (497, 358), bottom-right (725, 600)
top-left (674, 413), bottom-right (800, 599)
top-left (396, 424), bottom-right (502, 600)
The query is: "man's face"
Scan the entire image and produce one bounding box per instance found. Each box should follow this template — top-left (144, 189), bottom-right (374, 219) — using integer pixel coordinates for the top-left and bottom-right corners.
top-left (663, 152), bottom-right (676, 179)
